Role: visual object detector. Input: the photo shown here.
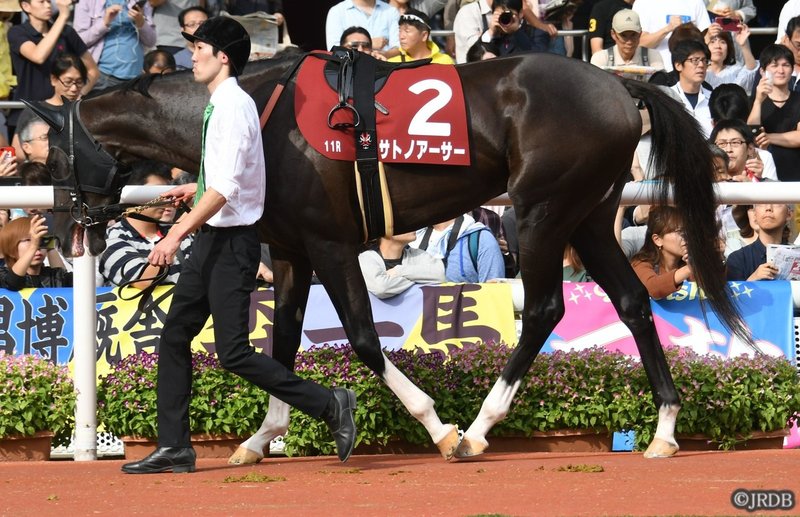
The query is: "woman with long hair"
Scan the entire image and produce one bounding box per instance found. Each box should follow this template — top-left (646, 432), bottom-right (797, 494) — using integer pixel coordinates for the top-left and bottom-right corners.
top-left (0, 215), bottom-right (71, 290)
top-left (630, 206), bottom-right (694, 299)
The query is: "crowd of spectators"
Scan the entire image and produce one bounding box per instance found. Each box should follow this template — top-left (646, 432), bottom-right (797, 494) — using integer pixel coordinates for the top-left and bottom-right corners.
top-left (0, 0), bottom-right (798, 299)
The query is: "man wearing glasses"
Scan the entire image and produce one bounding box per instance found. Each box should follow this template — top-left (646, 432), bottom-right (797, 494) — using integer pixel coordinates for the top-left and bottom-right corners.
top-left (710, 119), bottom-right (776, 182)
top-left (780, 17), bottom-right (800, 92)
top-left (670, 39), bottom-right (714, 137)
top-left (339, 26), bottom-right (387, 60)
top-left (174, 5), bottom-right (209, 70)
top-left (17, 118), bottom-right (49, 164)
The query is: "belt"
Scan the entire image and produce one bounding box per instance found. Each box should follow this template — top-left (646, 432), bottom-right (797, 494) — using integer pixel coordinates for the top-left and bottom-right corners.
top-left (199, 224), bottom-right (254, 233)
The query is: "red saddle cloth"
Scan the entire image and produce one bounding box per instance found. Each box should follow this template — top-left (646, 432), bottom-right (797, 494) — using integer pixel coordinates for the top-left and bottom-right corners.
top-left (294, 57), bottom-right (471, 166)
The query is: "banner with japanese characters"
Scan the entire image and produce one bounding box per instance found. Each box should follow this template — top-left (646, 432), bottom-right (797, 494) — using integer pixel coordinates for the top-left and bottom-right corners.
top-left (0, 281), bottom-right (793, 378)
top-left (0, 283), bottom-right (517, 377)
top-left (543, 281), bottom-right (794, 359)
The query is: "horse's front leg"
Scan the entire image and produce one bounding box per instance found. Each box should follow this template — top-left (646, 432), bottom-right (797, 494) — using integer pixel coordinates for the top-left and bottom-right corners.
top-left (312, 242), bottom-right (460, 459)
top-left (229, 248), bottom-right (313, 465)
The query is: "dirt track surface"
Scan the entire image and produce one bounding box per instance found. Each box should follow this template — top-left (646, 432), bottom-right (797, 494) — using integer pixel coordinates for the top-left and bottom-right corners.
top-left (2, 450), bottom-right (800, 516)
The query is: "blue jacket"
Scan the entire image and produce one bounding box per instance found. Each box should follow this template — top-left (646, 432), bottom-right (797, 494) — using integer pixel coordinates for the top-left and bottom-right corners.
top-left (445, 226), bottom-right (505, 283)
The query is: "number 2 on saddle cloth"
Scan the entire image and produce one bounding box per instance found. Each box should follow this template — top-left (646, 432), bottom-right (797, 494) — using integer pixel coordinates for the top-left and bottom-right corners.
top-left (294, 54), bottom-right (471, 167)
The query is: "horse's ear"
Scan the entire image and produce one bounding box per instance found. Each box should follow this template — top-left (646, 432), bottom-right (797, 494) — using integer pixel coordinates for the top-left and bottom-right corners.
top-left (22, 100), bottom-right (65, 133)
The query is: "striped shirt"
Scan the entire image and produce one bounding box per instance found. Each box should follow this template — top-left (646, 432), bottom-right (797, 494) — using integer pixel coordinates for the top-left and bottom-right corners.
top-left (100, 219), bottom-right (193, 287)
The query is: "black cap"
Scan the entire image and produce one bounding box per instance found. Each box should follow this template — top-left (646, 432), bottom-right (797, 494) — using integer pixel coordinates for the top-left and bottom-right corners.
top-left (183, 16), bottom-right (251, 75)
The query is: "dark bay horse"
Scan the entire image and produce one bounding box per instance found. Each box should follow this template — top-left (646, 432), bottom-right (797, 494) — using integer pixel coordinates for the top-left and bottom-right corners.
top-left (34, 51), bottom-right (747, 462)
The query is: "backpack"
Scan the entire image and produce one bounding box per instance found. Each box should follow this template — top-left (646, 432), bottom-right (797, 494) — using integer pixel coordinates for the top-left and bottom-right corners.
top-left (606, 46), bottom-right (649, 67)
top-left (418, 216), bottom-right (481, 272)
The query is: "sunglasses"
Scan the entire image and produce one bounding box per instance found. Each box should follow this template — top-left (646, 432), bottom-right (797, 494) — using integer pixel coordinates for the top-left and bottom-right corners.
top-left (346, 41), bottom-right (372, 50)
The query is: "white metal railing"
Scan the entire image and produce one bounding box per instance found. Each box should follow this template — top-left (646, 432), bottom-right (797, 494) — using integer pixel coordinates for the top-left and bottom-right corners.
top-left (486, 181), bottom-right (800, 207)
top-left (431, 26), bottom-right (779, 62)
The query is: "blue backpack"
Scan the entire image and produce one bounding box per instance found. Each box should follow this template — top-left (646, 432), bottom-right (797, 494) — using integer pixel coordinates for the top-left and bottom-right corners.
top-left (418, 216), bottom-right (481, 272)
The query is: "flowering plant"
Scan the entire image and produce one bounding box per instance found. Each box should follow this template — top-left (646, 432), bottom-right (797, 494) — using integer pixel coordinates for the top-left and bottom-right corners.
top-left (286, 345), bottom-right (456, 456)
top-left (627, 347), bottom-right (800, 449)
top-left (286, 343), bottom-right (800, 454)
top-left (97, 351), bottom-right (270, 439)
top-left (444, 343), bottom-right (644, 436)
top-left (95, 344), bottom-right (800, 454)
top-left (0, 353), bottom-right (75, 446)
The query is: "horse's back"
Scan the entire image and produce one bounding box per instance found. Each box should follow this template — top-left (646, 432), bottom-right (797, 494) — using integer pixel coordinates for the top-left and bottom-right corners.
top-left (457, 53), bottom-right (641, 142)
top-left (454, 54), bottom-right (641, 205)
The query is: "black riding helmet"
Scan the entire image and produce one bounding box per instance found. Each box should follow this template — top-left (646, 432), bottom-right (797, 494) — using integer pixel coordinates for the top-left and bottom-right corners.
top-left (182, 16), bottom-right (251, 75)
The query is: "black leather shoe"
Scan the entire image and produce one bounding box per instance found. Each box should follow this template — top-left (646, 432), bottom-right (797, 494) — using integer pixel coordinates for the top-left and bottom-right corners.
top-left (121, 446), bottom-right (196, 474)
top-left (324, 388), bottom-right (357, 462)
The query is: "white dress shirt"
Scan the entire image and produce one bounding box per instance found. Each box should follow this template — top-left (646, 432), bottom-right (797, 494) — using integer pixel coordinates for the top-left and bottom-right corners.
top-left (670, 82), bottom-right (714, 137)
top-left (203, 77), bottom-right (266, 228)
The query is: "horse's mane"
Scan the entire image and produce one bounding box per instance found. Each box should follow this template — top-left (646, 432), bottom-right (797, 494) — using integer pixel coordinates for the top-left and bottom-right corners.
top-left (83, 53), bottom-right (304, 101)
top-left (83, 71), bottom-right (187, 99)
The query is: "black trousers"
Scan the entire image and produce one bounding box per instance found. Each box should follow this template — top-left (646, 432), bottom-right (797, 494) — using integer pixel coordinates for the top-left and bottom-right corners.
top-left (156, 224), bottom-right (331, 447)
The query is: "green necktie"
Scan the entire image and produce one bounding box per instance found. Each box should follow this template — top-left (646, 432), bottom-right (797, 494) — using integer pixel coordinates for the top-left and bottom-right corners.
top-left (194, 103), bottom-right (214, 205)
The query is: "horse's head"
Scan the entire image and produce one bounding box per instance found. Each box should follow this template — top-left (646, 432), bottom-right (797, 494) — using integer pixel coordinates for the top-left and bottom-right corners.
top-left (26, 100), bottom-right (132, 257)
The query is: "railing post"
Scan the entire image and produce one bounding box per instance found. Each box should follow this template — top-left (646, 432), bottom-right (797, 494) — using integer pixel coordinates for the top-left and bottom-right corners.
top-left (72, 252), bottom-right (97, 461)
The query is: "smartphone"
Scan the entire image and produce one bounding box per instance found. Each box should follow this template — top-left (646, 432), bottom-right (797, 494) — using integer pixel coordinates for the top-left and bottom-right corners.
top-left (747, 125), bottom-right (762, 137)
top-left (765, 70), bottom-right (774, 85)
top-left (666, 14), bottom-right (691, 25)
top-left (0, 146), bottom-right (14, 162)
top-left (714, 17), bottom-right (741, 32)
top-left (133, 0), bottom-right (146, 9)
top-left (39, 235), bottom-right (58, 251)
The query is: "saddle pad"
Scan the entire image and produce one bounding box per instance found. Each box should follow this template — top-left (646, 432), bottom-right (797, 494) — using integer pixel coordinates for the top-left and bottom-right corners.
top-left (295, 57), bottom-right (470, 166)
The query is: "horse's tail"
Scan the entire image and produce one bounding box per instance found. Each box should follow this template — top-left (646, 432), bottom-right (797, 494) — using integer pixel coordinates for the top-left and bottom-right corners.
top-left (621, 78), bottom-right (752, 347)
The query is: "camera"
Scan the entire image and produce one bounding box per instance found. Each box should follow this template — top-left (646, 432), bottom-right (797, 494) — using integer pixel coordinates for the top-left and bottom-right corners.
top-left (498, 10), bottom-right (514, 25)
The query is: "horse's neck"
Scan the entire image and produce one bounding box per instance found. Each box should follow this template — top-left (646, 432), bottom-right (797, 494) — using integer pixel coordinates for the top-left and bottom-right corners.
top-left (82, 80), bottom-right (205, 170)
top-left (83, 59), bottom-right (297, 170)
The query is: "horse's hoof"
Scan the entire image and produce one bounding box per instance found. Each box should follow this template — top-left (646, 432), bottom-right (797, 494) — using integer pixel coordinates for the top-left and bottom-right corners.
top-left (453, 435), bottom-right (488, 459)
top-left (435, 424), bottom-right (460, 460)
top-left (643, 437), bottom-right (680, 458)
top-left (228, 446), bottom-right (264, 465)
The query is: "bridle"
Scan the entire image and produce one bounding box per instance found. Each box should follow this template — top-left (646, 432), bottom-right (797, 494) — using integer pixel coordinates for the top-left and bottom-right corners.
top-left (40, 99), bottom-right (193, 309)
top-left (45, 99), bottom-right (133, 228)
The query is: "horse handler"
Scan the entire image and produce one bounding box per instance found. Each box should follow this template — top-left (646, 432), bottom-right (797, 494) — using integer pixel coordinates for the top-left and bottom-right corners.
top-left (122, 17), bottom-right (357, 474)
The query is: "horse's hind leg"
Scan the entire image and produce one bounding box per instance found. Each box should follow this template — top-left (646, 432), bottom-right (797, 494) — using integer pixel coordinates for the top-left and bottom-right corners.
top-left (312, 242), bottom-right (460, 459)
top-left (569, 202), bottom-right (680, 458)
top-left (229, 396), bottom-right (290, 464)
top-left (457, 203), bottom-right (568, 458)
top-left (229, 249), bottom-right (312, 465)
